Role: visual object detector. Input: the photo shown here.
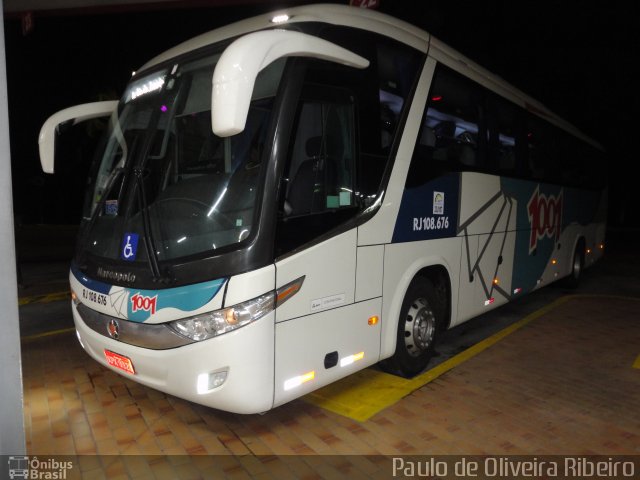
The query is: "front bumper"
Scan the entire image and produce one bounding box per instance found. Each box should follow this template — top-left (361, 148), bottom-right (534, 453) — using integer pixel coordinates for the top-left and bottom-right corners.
top-left (72, 301), bottom-right (275, 414)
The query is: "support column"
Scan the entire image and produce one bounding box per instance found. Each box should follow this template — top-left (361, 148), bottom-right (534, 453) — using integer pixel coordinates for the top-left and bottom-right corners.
top-left (0, 1), bottom-right (27, 456)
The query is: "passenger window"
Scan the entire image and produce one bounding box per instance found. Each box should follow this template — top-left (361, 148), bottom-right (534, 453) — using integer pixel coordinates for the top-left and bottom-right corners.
top-left (561, 138), bottom-right (586, 187)
top-left (526, 118), bottom-right (560, 183)
top-left (408, 65), bottom-right (485, 187)
top-left (316, 26), bottom-right (422, 199)
top-left (489, 96), bottom-right (521, 175)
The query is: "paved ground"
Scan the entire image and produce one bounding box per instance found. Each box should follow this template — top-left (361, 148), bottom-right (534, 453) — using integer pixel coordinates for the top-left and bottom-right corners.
top-left (15, 230), bottom-right (640, 478)
top-left (20, 295), bottom-right (640, 477)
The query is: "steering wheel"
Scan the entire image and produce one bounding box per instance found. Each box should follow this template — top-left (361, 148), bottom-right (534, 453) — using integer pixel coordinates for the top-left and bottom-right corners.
top-left (154, 197), bottom-right (236, 228)
top-left (456, 131), bottom-right (476, 145)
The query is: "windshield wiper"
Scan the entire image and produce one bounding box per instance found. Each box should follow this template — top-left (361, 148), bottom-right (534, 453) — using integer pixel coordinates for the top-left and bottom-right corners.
top-left (77, 167), bottom-right (125, 265)
top-left (133, 167), bottom-right (171, 284)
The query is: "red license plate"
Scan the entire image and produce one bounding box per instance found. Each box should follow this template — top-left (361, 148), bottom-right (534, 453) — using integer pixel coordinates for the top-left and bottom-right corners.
top-left (104, 349), bottom-right (135, 375)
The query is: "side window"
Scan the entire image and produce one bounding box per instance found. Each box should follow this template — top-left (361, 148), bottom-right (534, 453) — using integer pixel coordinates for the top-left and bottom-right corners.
top-left (275, 82), bottom-right (358, 256)
top-left (488, 95), bottom-right (522, 176)
top-left (559, 136), bottom-right (583, 187)
top-left (580, 143), bottom-right (607, 189)
top-left (526, 113), bottom-right (606, 189)
top-left (318, 27), bottom-right (422, 198)
top-left (375, 42), bottom-right (420, 153)
top-left (275, 30), bottom-right (422, 257)
top-left (408, 65), bottom-right (485, 188)
top-left (559, 135), bottom-right (607, 189)
top-left (526, 117), bottom-right (561, 183)
top-left (285, 86), bottom-right (356, 216)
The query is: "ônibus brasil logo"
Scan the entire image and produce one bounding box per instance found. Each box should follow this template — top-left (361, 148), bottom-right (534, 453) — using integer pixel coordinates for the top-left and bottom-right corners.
top-left (527, 186), bottom-right (563, 254)
top-left (130, 292), bottom-right (158, 315)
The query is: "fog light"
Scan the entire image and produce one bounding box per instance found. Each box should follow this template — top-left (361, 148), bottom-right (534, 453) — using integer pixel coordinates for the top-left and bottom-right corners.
top-left (197, 370), bottom-right (228, 394)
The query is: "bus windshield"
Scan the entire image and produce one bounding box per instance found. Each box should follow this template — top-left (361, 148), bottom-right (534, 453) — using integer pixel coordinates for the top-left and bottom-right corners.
top-left (79, 50), bottom-right (285, 265)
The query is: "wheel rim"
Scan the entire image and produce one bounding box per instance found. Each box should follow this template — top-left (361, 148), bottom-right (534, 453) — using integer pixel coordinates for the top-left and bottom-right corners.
top-left (404, 297), bottom-right (436, 357)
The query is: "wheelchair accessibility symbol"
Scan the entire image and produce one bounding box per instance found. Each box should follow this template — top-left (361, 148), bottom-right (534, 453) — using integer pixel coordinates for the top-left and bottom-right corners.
top-left (121, 233), bottom-right (139, 261)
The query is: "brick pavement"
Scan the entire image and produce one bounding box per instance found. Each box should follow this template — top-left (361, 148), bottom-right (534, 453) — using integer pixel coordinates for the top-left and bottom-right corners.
top-left (20, 295), bottom-right (640, 477)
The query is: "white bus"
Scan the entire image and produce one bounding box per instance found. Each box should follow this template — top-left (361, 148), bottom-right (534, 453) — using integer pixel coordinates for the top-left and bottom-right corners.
top-left (39, 4), bottom-right (606, 414)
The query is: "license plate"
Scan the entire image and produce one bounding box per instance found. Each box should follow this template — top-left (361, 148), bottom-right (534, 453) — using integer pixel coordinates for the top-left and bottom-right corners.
top-left (104, 349), bottom-right (135, 375)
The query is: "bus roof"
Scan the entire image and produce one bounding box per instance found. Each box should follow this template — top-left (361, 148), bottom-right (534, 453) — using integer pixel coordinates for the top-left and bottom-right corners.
top-left (139, 3), bottom-right (601, 150)
top-left (139, 3), bottom-right (429, 71)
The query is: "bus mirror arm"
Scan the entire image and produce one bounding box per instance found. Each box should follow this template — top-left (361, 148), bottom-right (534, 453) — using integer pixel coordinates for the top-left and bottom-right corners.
top-left (38, 100), bottom-right (118, 174)
top-left (211, 30), bottom-right (369, 137)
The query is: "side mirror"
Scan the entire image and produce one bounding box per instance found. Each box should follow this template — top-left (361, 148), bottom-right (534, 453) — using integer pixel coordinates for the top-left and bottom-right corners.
top-left (38, 101), bottom-right (118, 174)
top-left (212, 30), bottom-right (369, 137)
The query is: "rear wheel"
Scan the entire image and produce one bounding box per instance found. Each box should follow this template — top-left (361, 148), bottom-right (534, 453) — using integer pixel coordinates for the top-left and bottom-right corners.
top-left (382, 276), bottom-right (442, 378)
top-left (563, 241), bottom-right (584, 288)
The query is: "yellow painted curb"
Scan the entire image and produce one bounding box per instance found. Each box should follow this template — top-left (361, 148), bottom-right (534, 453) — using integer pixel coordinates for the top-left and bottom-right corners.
top-left (304, 294), bottom-right (639, 422)
top-left (21, 327), bottom-right (75, 343)
top-left (18, 291), bottom-right (69, 306)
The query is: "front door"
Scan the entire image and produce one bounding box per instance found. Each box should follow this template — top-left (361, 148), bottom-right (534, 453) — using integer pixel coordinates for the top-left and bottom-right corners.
top-left (272, 85), bottom-right (381, 406)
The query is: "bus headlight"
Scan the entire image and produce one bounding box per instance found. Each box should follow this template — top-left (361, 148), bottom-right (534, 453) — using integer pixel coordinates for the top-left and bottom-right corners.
top-left (169, 291), bottom-right (275, 341)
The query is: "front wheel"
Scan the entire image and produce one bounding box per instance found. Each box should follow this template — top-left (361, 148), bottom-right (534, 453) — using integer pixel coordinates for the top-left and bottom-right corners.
top-left (382, 276), bottom-right (442, 378)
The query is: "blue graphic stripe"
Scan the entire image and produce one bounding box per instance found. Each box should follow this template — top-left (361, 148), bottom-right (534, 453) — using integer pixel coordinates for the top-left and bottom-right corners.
top-left (71, 264), bottom-right (227, 323)
top-left (71, 264), bottom-right (112, 294)
top-left (127, 278), bottom-right (226, 322)
top-left (392, 173), bottom-right (460, 243)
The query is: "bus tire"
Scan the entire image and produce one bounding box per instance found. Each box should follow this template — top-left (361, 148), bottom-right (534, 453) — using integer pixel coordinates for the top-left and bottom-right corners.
top-left (383, 276), bottom-right (441, 378)
top-left (563, 241), bottom-right (584, 288)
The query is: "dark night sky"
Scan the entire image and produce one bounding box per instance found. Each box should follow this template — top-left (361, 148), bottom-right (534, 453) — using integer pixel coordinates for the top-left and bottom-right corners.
top-left (4, 0), bottom-right (639, 225)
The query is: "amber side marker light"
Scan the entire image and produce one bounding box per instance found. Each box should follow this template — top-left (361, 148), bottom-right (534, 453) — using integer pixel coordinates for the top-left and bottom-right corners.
top-left (276, 276), bottom-right (305, 307)
top-left (368, 316), bottom-right (379, 326)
